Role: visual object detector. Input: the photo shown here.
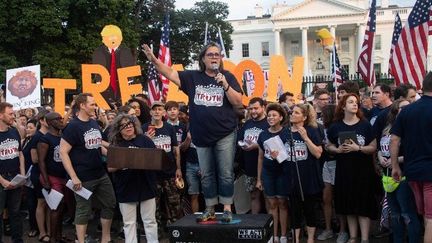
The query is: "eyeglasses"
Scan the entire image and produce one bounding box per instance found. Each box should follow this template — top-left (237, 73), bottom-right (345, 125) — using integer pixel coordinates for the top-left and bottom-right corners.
top-left (120, 121), bottom-right (134, 131)
top-left (205, 52), bottom-right (221, 58)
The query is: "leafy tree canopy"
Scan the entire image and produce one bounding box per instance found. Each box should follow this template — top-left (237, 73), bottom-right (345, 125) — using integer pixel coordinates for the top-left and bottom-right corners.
top-left (0, 0), bottom-right (233, 88)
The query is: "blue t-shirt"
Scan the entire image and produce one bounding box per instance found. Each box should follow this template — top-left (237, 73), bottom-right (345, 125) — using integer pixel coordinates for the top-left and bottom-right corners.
top-left (391, 95), bottom-right (432, 181)
top-left (238, 117), bottom-right (269, 177)
top-left (257, 128), bottom-right (290, 185)
top-left (0, 127), bottom-right (21, 175)
top-left (142, 122), bottom-right (178, 178)
top-left (113, 134), bottom-right (157, 203)
top-left (285, 126), bottom-right (323, 196)
top-left (178, 70), bottom-right (241, 146)
top-left (62, 118), bottom-right (105, 182)
top-left (39, 133), bottom-right (67, 178)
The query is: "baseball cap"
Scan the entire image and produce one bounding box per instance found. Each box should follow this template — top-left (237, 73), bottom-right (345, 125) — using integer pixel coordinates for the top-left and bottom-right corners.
top-left (151, 101), bottom-right (165, 109)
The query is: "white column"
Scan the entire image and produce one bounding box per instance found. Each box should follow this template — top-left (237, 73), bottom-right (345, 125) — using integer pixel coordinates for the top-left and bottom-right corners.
top-left (301, 27), bottom-right (309, 75)
top-left (357, 24), bottom-right (366, 58)
top-left (274, 29), bottom-right (281, 55)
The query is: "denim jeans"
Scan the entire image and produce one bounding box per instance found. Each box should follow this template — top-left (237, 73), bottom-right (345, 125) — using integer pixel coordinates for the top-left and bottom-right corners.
top-left (0, 186), bottom-right (23, 243)
top-left (196, 131), bottom-right (236, 206)
top-left (387, 180), bottom-right (420, 243)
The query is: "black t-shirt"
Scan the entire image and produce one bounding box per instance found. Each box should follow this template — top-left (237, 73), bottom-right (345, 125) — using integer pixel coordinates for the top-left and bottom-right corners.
top-left (238, 117), bottom-right (269, 177)
top-left (28, 130), bottom-right (45, 177)
top-left (39, 133), bottom-right (67, 178)
top-left (178, 70), bottom-right (241, 146)
top-left (372, 106), bottom-right (391, 143)
top-left (0, 127), bottom-right (21, 175)
top-left (22, 137), bottom-right (33, 172)
top-left (327, 119), bottom-right (375, 170)
top-left (178, 124), bottom-right (199, 164)
top-left (257, 127), bottom-right (291, 190)
top-left (369, 106), bottom-right (389, 125)
top-left (62, 118), bottom-right (105, 182)
top-left (391, 95), bottom-right (432, 181)
top-left (286, 126), bottom-right (323, 196)
top-left (142, 122), bottom-right (178, 178)
top-left (168, 121), bottom-right (187, 145)
top-left (113, 134), bottom-right (157, 203)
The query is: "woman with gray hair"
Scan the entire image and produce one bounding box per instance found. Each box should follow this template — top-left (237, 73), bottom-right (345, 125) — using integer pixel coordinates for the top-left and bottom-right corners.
top-left (108, 114), bottom-right (158, 243)
top-left (143, 42), bottom-right (243, 222)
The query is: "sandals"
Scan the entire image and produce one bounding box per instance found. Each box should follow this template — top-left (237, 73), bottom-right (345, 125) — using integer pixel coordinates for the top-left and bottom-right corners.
top-left (39, 234), bottom-right (50, 242)
top-left (28, 229), bottom-right (39, 237)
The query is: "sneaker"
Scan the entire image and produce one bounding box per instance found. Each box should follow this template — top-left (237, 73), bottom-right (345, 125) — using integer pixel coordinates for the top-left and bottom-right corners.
top-left (372, 228), bottom-right (390, 238)
top-left (280, 236), bottom-right (288, 243)
top-left (196, 209), bottom-right (216, 222)
top-left (317, 229), bottom-right (334, 241)
top-left (268, 236), bottom-right (279, 243)
top-left (336, 232), bottom-right (349, 243)
top-left (221, 210), bottom-right (233, 223)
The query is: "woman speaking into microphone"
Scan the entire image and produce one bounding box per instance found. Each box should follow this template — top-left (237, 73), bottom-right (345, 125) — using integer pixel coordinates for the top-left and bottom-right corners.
top-left (143, 42), bottom-right (243, 222)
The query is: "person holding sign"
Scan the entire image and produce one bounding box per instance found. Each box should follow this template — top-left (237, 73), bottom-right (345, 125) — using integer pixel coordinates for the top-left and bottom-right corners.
top-left (143, 42), bottom-right (243, 222)
top-left (0, 102), bottom-right (25, 243)
top-left (37, 111), bottom-right (67, 243)
top-left (59, 93), bottom-right (115, 243)
top-left (256, 103), bottom-right (290, 243)
top-left (108, 113), bottom-right (158, 243)
top-left (326, 94), bottom-right (379, 243)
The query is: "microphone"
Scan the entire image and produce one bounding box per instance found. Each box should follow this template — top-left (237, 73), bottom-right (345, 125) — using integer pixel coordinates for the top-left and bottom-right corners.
top-left (211, 63), bottom-right (222, 84)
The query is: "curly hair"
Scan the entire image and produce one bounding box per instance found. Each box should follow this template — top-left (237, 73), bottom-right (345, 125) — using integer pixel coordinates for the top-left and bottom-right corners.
top-left (266, 103), bottom-right (287, 124)
top-left (108, 114), bottom-right (143, 146)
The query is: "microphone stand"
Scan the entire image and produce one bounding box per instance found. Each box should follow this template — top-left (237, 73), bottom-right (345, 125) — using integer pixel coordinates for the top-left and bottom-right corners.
top-left (286, 117), bottom-right (304, 243)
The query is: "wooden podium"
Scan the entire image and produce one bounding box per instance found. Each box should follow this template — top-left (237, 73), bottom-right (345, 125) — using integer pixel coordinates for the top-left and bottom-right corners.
top-left (107, 146), bottom-right (173, 171)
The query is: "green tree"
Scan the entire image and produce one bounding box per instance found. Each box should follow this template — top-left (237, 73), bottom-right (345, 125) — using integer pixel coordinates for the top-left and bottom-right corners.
top-left (0, 0), bottom-right (233, 90)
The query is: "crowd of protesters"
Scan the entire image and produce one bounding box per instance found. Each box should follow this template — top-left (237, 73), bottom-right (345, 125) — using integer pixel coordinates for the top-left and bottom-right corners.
top-left (0, 41), bottom-right (431, 243)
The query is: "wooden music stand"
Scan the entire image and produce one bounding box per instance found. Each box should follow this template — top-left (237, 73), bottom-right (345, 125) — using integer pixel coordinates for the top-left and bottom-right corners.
top-left (107, 146), bottom-right (173, 171)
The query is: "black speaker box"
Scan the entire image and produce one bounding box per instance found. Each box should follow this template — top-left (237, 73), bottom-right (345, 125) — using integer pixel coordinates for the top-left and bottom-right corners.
top-left (167, 213), bottom-right (273, 243)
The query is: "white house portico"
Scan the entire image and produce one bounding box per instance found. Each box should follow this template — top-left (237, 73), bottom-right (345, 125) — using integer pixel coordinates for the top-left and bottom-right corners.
top-left (228, 0), bottom-right (419, 77)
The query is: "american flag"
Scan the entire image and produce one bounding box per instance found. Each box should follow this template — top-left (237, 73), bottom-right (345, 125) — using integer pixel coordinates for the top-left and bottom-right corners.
top-left (147, 62), bottom-right (161, 104)
top-left (357, 0), bottom-right (376, 87)
top-left (158, 14), bottom-right (172, 100)
top-left (216, 26), bottom-right (226, 57)
top-left (388, 13), bottom-right (403, 85)
top-left (332, 45), bottom-right (343, 84)
top-left (389, 0), bottom-right (432, 89)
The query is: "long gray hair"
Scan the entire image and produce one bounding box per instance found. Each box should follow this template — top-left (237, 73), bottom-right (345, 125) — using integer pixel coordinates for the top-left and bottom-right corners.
top-left (108, 114), bottom-right (143, 145)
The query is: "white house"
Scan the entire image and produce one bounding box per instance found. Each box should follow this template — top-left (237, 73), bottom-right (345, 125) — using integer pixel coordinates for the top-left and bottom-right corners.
top-left (227, 0), bottom-right (426, 78)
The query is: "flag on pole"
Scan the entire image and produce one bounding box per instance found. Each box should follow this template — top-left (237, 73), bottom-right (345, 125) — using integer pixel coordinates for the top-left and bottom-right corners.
top-left (216, 26), bottom-right (227, 57)
top-left (389, 0), bottom-right (432, 89)
top-left (332, 45), bottom-right (343, 84)
top-left (388, 13), bottom-right (402, 85)
top-left (147, 62), bottom-right (161, 104)
top-left (204, 22), bottom-right (209, 45)
top-left (158, 13), bottom-right (172, 100)
top-left (357, 0), bottom-right (377, 87)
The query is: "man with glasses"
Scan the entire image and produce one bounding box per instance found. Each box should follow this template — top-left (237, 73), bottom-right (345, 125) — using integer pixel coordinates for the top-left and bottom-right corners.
top-left (143, 42), bottom-right (242, 222)
top-left (313, 89), bottom-right (330, 125)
